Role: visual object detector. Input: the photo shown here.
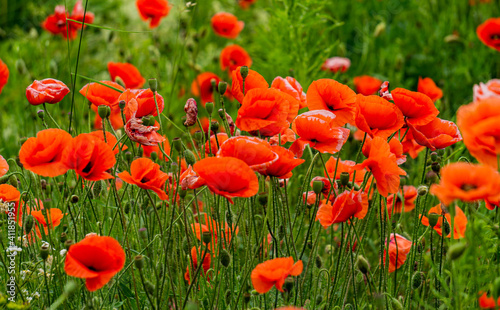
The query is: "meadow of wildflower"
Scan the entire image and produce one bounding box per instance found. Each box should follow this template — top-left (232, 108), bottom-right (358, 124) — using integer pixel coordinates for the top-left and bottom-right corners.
top-left (0, 0), bottom-right (500, 309)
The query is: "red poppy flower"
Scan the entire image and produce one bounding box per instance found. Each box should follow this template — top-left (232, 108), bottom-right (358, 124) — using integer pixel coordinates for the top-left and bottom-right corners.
top-left (353, 75), bottom-right (382, 96)
top-left (271, 76), bottom-right (307, 109)
top-left (316, 190), bottom-right (368, 228)
top-left (0, 184), bottom-right (20, 203)
top-left (235, 88), bottom-right (290, 137)
top-left (80, 81), bottom-right (125, 108)
top-left (19, 129), bottom-right (72, 177)
top-left (251, 257), bottom-right (303, 293)
top-left (477, 18), bottom-right (500, 51)
top-left (478, 292), bottom-right (500, 309)
top-left (26, 79), bottom-right (70, 106)
top-left (399, 129), bottom-right (425, 159)
top-left (269, 127), bottom-right (297, 146)
top-left (118, 158), bottom-right (169, 200)
top-left (42, 1), bottom-right (94, 40)
top-left (62, 133), bottom-right (116, 181)
top-left (457, 98), bottom-right (500, 169)
top-left (239, 0), bottom-right (257, 9)
top-left (136, 0), bottom-right (170, 28)
top-left (421, 204), bottom-right (467, 239)
top-left (0, 59), bottom-right (9, 95)
top-left (124, 98), bottom-right (165, 146)
top-left (391, 88), bottom-right (439, 126)
top-left (231, 67), bottom-right (269, 104)
top-left (64, 235), bottom-right (125, 292)
top-left (418, 77), bottom-right (443, 103)
top-left (205, 133), bottom-right (229, 156)
top-left (355, 94), bottom-right (405, 139)
top-left (0, 155), bottom-right (8, 177)
top-left (216, 136), bottom-right (278, 173)
top-left (191, 157), bottom-right (259, 203)
top-left (120, 88), bottom-right (164, 121)
top-left (408, 117), bottom-right (462, 151)
top-left (143, 137), bottom-right (171, 161)
top-left (220, 45), bottom-right (252, 72)
top-left (211, 12), bottom-right (244, 39)
top-left (91, 104), bottom-right (124, 130)
top-left (321, 57), bottom-right (350, 73)
top-left (473, 79), bottom-right (500, 101)
top-left (191, 72), bottom-right (222, 105)
top-left (261, 145), bottom-right (305, 179)
top-left (108, 62), bottom-right (146, 89)
top-left (383, 233), bottom-right (412, 273)
top-left (355, 136), bottom-right (406, 197)
top-left (385, 186), bottom-right (417, 216)
top-left (324, 157), bottom-right (368, 186)
top-left (88, 131), bottom-right (128, 155)
top-left (430, 162), bottom-right (500, 205)
top-left (307, 79), bottom-right (357, 126)
top-left (31, 208), bottom-right (64, 236)
top-left (290, 110), bottom-right (350, 158)
top-left (362, 135), bottom-right (406, 165)
top-left (184, 246), bottom-right (212, 283)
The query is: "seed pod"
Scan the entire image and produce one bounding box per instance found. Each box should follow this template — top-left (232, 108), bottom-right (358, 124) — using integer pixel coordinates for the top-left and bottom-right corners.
top-left (283, 277), bottom-right (294, 292)
top-left (220, 249), bottom-right (231, 267)
top-left (141, 115), bottom-right (156, 126)
top-left (97, 105), bottom-right (111, 119)
top-left (427, 213), bottom-right (440, 228)
top-left (202, 231), bottom-right (212, 244)
top-left (340, 172), bottom-right (349, 186)
top-left (210, 120), bottom-right (219, 133)
top-left (134, 255), bottom-right (144, 270)
top-left (240, 66), bottom-right (249, 79)
top-left (313, 180), bottom-right (324, 195)
top-left (118, 100), bottom-right (126, 110)
top-left (205, 102), bottom-right (214, 115)
top-left (218, 81), bottom-right (227, 95)
top-left (417, 185), bottom-right (428, 196)
top-left (447, 242), bottom-right (467, 261)
top-left (40, 243), bottom-right (50, 260)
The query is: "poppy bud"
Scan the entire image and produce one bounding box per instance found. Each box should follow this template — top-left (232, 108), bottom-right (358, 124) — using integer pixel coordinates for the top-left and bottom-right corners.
top-left (24, 215), bottom-right (34, 235)
top-left (139, 227), bottom-right (148, 241)
top-left (399, 176), bottom-right (407, 186)
top-left (134, 255), bottom-right (144, 270)
top-left (124, 151), bottom-right (133, 162)
top-left (431, 162), bottom-right (440, 173)
top-left (226, 209), bottom-right (233, 226)
top-left (93, 180), bottom-right (103, 198)
top-left (98, 105), bottom-right (111, 119)
top-left (391, 297), bottom-right (403, 310)
top-left (184, 149), bottom-right (196, 166)
top-left (412, 271), bottom-right (424, 289)
top-left (64, 240), bottom-right (74, 250)
top-left (316, 295), bottom-right (323, 305)
top-left (193, 131), bottom-right (203, 143)
top-left (40, 179), bottom-right (47, 190)
top-left (283, 276), bottom-right (294, 292)
top-left (150, 151), bottom-right (158, 162)
top-left (240, 66), bottom-right (249, 79)
top-left (442, 219), bottom-right (451, 236)
top-left (356, 255), bottom-right (370, 274)
top-left (243, 293), bottom-right (251, 304)
top-left (210, 120), bottom-right (219, 133)
top-left (40, 243), bottom-right (50, 260)
top-left (37, 109), bottom-right (45, 120)
top-left (430, 152), bottom-right (438, 162)
top-left (338, 172), bottom-right (349, 186)
top-left (447, 242), bottom-right (467, 261)
top-left (71, 195), bottom-right (79, 204)
top-left (0, 175), bottom-right (8, 184)
top-left (437, 148), bottom-right (445, 156)
top-left (179, 189), bottom-right (187, 199)
top-left (220, 249), bottom-right (231, 267)
top-left (149, 79), bottom-right (158, 93)
top-left (202, 231), bottom-right (212, 244)
top-left (205, 102), bottom-right (214, 115)
top-left (315, 255), bottom-right (322, 269)
top-left (64, 281), bottom-right (78, 296)
top-left (142, 115), bottom-right (156, 126)
top-left (417, 185), bottom-right (428, 196)
top-left (119, 100), bottom-right (126, 110)
top-left (258, 194), bottom-right (268, 206)
top-left (60, 232), bottom-right (67, 244)
top-left (170, 163), bottom-right (179, 174)
top-left (114, 76), bottom-right (126, 89)
top-left (313, 180), bottom-right (324, 195)
top-left (8, 175), bottom-right (17, 188)
top-left (172, 138), bottom-right (182, 153)
top-left (145, 281), bottom-right (155, 295)
top-left (218, 81), bottom-right (227, 95)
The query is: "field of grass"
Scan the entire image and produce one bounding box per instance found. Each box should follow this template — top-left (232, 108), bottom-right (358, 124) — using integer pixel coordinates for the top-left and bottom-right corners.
top-left (0, 0), bottom-right (499, 309)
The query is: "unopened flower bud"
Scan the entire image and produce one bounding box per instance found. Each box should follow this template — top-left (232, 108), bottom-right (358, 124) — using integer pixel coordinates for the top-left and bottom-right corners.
top-left (64, 281), bottom-right (78, 296)
top-left (149, 79), bottom-right (158, 93)
top-left (118, 100), bottom-right (126, 110)
top-left (40, 179), bottom-right (47, 190)
top-left (184, 149), bottom-right (196, 166)
top-left (431, 162), bottom-right (440, 173)
top-left (442, 219), bottom-right (451, 236)
top-left (71, 195), bottom-right (79, 203)
top-left (447, 242), bottom-right (467, 261)
top-left (93, 180), bottom-right (103, 198)
top-left (356, 255), bottom-right (370, 274)
top-left (240, 66), bottom-right (249, 79)
top-left (134, 255), bottom-right (144, 270)
top-left (179, 189), bottom-right (187, 199)
top-left (243, 293), bottom-right (251, 304)
top-left (417, 185), bottom-right (428, 196)
top-left (220, 249), bottom-right (231, 267)
top-left (37, 109), bottom-right (45, 120)
top-left (124, 151), bottom-right (133, 162)
top-left (150, 151), bottom-right (158, 162)
top-left (493, 277), bottom-right (500, 299)
top-left (8, 175), bottom-right (17, 188)
top-left (315, 255), bottom-right (323, 269)
top-left (427, 213), bottom-right (440, 228)
top-left (313, 180), bottom-right (324, 195)
top-left (283, 276), bottom-right (294, 292)
top-left (98, 105), bottom-right (111, 119)
top-left (64, 240), bottom-right (74, 250)
top-left (139, 227), bottom-right (148, 241)
top-left (60, 232), bottom-right (67, 243)
top-left (142, 115), bottom-right (156, 126)
top-left (412, 271), bottom-right (424, 289)
top-left (258, 194), bottom-right (268, 206)
top-left (115, 76), bottom-right (126, 88)
top-left (40, 243), bottom-right (50, 260)
top-left (218, 81), bottom-right (227, 95)
top-left (205, 102), bottom-right (214, 115)
top-left (210, 120), bottom-right (219, 133)
top-left (430, 152), bottom-right (438, 162)
top-left (340, 172), bottom-right (350, 186)
top-left (24, 215), bottom-right (34, 235)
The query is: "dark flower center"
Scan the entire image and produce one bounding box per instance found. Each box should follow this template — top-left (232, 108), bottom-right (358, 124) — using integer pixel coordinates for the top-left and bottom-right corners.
top-left (460, 184), bottom-right (477, 192)
top-left (82, 161), bottom-right (93, 174)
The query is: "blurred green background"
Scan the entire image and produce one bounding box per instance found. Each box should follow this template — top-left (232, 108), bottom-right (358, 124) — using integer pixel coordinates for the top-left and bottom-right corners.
top-left (0, 0), bottom-right (499, 158)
